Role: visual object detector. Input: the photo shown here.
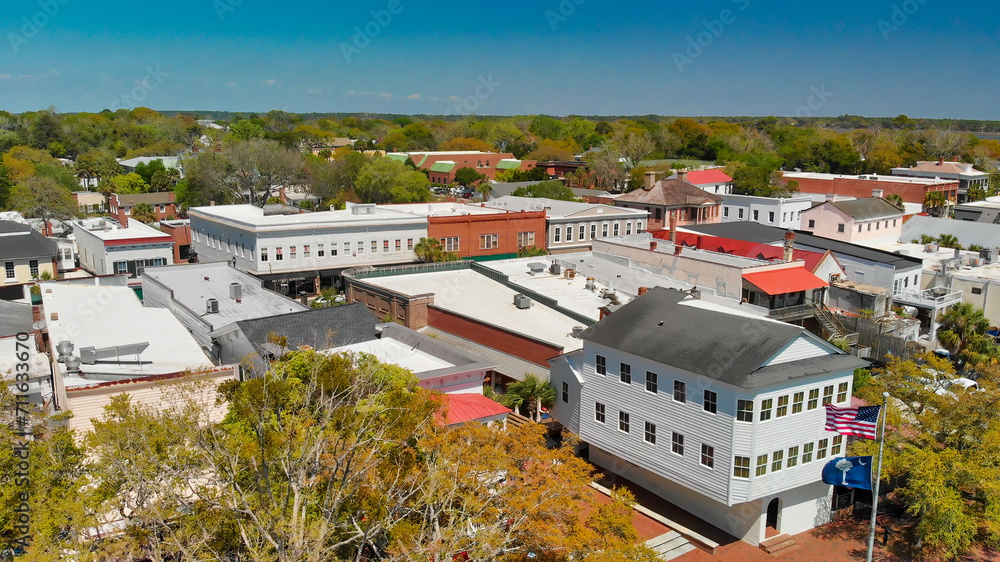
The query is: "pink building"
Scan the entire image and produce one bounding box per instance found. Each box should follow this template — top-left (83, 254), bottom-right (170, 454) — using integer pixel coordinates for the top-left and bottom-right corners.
top-left (799, 198), bottom-right (904, 246)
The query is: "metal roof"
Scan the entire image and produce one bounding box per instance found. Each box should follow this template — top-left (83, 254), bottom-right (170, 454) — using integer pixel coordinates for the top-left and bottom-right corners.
top-left (902, 215), bottom-right (1000, 249)
top-left (235, 302), bottom-right (380, 355)
top-left (578, 287), bottom-right (861, 389)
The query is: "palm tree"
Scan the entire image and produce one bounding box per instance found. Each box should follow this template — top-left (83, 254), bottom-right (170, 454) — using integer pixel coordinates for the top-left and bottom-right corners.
top-left (506, 375), bottom-right (556, 422)
top-left (936, 234), bottom-right (962, 250)
top-left (938, 303), bottom-right (992, 359)
top-left (131, 202), bottom-right (157, 224)
top-left (924, 191), bottom-right (947, 217)
top-left (885, 193), bottom-right (904, 209)
top-left (413, 237), bottom-right (444, 262)
top-left (967, 186), bottom-right (988, 202)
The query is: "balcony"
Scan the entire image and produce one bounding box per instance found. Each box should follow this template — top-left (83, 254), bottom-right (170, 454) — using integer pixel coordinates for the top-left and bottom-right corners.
top-left (893, 287), bottom-right (962, 309)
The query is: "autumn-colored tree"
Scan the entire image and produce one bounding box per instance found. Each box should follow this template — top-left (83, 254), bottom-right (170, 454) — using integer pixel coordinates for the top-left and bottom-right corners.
top-left (853, 355), bottom-right (1000, 559)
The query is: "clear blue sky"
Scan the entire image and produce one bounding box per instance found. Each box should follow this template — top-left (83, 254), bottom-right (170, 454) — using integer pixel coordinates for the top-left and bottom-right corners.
top-left (2, 0), bottom-right (998, 118)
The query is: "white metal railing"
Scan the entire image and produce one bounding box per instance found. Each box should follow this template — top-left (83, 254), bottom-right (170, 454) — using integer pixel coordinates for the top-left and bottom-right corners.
top-left (893, 287), bottom-right (962, 307)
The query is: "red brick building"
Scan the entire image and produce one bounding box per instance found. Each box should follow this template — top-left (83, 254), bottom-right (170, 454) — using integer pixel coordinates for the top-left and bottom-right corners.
top-left (780, 172), bottom-right (958, 204)
top-left (613, 172), bottom-right (723, 229)
top-left (388, 203), bottom-right (547, 258)
top-left (157, 219), bottom-right (192, 263)
top-left (389, 151), bottom-right (537, 184)
top-left (109, 192), bottom-right (180, 225)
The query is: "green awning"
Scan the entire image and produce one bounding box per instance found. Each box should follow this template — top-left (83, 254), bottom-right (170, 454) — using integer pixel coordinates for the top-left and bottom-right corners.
top-left (496, 159), bottom-right (522, 170)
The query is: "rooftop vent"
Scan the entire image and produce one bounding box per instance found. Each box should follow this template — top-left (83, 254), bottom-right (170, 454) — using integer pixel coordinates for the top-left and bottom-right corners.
top-left (514, 294), bottom-right (532, 309)
top-left (230, 282), bottom-right (242, 299)
top-left (571, 326), bottom-right (585, 338)
top-left (549, 262), bottom-right (561, 275)
top-left (79, 342), bottom-right (150, 365)
top-left (206, 298), bottom-right (219, 314)
top-left (527, 262), bottom-right (546, 276)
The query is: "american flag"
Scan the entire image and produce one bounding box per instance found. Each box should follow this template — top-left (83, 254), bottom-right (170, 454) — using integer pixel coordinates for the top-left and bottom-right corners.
top-left (825, 404), bottom-right (880, 439)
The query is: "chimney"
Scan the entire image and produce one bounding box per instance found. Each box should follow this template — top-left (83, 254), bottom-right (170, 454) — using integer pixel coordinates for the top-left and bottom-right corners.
top-left (649, 241), bottom-right (658, 251)
top-left (669, 214), bottom-right (678, 243)
top-left (783, 230), bottom-right (795, 262)
top-left (678, 171), bottom-right (689, 182)
top-left (937, 157), bottom-right (944, 166)
top-left (872, 188), bottom-right (884, 198)
top-left (643, 171), bottom-right (657, 191)
top-left (638, 286), bottom-right (649, 296)
top-left (674, 244), bottom-right (683, 256)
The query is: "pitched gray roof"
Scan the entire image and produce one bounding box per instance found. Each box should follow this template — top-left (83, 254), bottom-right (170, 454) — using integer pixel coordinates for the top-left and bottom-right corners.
top-left (826, 198), bottom-right (903, 221)
top-left (236, 302), bottom-right (379, 353)
top-left (0, 221), bottom-right (58, 260)
top-left (579, 287), bottom-right (863, 389)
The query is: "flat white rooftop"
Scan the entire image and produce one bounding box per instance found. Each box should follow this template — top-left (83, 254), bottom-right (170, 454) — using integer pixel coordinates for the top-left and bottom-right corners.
top-left (332, 338), bottom-right (454, 374)
top-left (386, 202), bottom-right (511, 217)
top-left (877, 242), bottom-right (977, 272)
top-left (360, 269), bottom-right (586, 351)
top-left (42, 283), bottom-right (213, 382)
top-left (142, 263), bottom-right (306, 327)
top-left (74, 218), bottom-right (172, 241)
top-left (485, 257), bottom-right (634, 318)
top-left (189, 204), bottom-right (427, 229)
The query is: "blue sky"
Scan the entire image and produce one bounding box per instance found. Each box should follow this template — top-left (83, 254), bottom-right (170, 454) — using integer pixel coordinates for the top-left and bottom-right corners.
top-left (1, 0), bottom-right (998, 118)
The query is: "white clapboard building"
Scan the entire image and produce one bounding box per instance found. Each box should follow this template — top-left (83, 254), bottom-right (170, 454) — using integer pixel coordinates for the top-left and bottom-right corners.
top-left (549, 287), bottom-right (867, 545)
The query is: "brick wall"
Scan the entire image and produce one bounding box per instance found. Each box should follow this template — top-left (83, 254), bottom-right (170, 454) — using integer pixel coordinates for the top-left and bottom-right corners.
top-left (786, 176), bottom-right (958, 204)
top-left (427, 210), bottom-right (547, 257)
top-left (427, 306), bottom-right (562, 367)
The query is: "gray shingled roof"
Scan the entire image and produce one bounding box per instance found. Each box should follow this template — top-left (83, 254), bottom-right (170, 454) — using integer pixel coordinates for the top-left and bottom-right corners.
top-left (236, 302), bottom-right (379, 353)
top-left (578, 287), bottom-right (863, 389)
top-left (826, 198), bottom-right (903, 221)
top-left (0, 221), bottom-right (58, 260)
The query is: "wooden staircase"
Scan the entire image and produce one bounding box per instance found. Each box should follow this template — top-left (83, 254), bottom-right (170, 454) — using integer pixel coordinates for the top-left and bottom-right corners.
top-left (759, 534), bottom-right (800, 557)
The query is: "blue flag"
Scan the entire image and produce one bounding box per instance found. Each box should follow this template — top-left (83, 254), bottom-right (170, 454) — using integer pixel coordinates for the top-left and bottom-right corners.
top-left (821, 456), bottom-right (873, 490)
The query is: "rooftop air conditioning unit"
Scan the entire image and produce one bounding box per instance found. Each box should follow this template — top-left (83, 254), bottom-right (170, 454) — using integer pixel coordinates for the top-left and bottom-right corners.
top-left (230, 282), bottom-right (242, 299)
top-left (206, 298), bottom-right (219, 314)
top-left (980, 248), bottom-right (999, 263)
top-left (969, 258), bottom-right (984, 268)
top-left (924, 243), bottom-right (939, 253)
top-left (549, 262), bottom-right (561, 275)
top-left (514, 294), bottom-right (531, 309)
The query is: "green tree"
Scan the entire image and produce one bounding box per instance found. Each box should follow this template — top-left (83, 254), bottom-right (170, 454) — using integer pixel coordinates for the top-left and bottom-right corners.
top-left (517, 246), bottom-right (548, 257)
top-left (853, 355), bottom-right (1000, 559)
top-left (511, 180), bottom-right (577, 201)
top-left (413, 237), bottom-right (458, 262)
top-left (936, 234), bottom-right (962, 250)
top-left (924, 190), bottom-right (948, 217)
top-left (133, 158), bottom-right (167, 185)
top-left (453, 166), bottom-right (486, 187)
top-left (937, 303), bottom-right (999, 365)
top-left (506, 374), bottom-right (556, 422)
top-left (9, 175), bottom-right (78, 227)
top-left (968, 185), bottom-right (988, 202)
top-left (227, 119), bottom-right (265, 141)
top-left (131, 202), bottom-right (157, 223)
top-left (885, 193), bottom-right (905, 209)
top-left (354, 158), bottom-right (432, 204)
top-left (106, 172), bottom-right (149, 195)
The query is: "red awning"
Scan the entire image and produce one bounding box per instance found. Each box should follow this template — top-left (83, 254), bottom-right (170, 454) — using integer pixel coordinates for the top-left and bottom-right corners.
top-left (743, 268), bottom-right (828, 296)
top-left (441, 393), bottom-right (512, 425)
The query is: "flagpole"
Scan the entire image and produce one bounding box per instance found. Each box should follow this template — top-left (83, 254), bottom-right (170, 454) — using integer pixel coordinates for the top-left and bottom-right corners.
top-left (866, 391), bottom-right (890, 562)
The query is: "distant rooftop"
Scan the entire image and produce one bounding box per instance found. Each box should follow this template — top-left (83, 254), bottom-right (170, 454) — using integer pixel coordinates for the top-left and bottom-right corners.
top-left (901, 215), bottom-right (1000, 249)
top-left (486, 196), bottom-right (647, 219)
top-left (818, 197), bottom-right (904, 221)
top-left (142, 262), bottom-right (306, 330)
top-left (0, 220), bottom-right (58, 260)
top-left (893, 160), bottom-right (986, 177)
top-left (118, 156), bottom-right (180, 169)
top-left (386, 202), bottom-right (512, 217)
top-left (232, 302), bottom-right (380, 355)
top-left (113, 192), bottom-right (176, 206)
top-left (782, 171), bottom-right (958, 185)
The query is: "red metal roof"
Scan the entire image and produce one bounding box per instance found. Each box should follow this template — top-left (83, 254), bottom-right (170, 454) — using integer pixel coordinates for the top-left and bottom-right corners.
top-left (652, 231), bottom-right (836, 274)
top-left (442, 393), bottom-right (511, 425)
top-left (743, 267), bottom-right (828, 295)
top-left (685, 169), bottom-right (733, 185)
